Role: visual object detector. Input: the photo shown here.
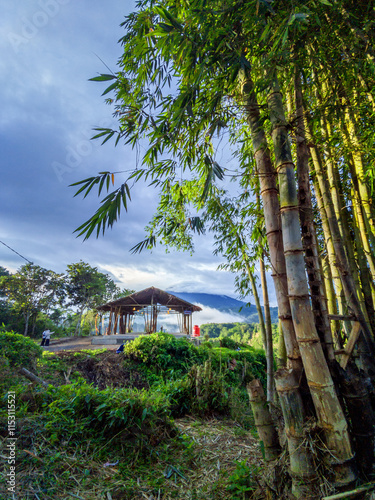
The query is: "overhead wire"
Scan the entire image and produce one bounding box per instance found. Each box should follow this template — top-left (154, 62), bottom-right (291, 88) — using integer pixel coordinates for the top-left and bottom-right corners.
top-left (0, 240), bottom-right (33, 265)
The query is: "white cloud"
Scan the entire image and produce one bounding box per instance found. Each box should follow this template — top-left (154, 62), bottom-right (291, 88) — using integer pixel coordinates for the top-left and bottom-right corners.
top-left (192, 304), bottom-right (246, 326)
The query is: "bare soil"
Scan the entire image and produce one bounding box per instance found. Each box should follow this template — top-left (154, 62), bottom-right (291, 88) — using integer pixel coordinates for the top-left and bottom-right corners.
top-left (44, 349), bottom-right (149, 390)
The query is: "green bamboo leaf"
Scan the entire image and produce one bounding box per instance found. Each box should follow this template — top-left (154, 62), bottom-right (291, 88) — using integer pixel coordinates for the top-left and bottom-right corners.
top-left (212, 162), bottom-right (224, 180)
top-left (115, 133), bottom-right (122, 146)
top-left (130, 236), bottom-right (156, 254)
top-left (70, 176), bottom-right (97, 188)
top-left (101, 131), bottom-right (115, 145)
top-left (89, 74), bottom-right (116, 82)
top-left (98, 175), bottom-right (107, 196)
top-left (281, 27), bottom-right (289, 48)
top-left (154, 6), bottom-right (183, 30)
top-left (158, 22), bottom-right (174, 33)
top-left (91, 128), bottom-right (114, 140)
top-left (102, 81), bottom-right (118, 96)
top-left (82, 178), bottom-right (100, 199)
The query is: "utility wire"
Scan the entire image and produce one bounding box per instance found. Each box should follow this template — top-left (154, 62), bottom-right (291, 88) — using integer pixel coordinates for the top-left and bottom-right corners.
top-left (0, 240), bottom-right (33, 265)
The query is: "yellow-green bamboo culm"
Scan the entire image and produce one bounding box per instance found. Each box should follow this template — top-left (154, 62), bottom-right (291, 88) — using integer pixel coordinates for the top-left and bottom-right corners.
top-left (246, 379), bottom-right (280, 462)
top-left (267, 77), bottom-right (355, 487)
top-left (275, 369), bottom-right (318, 499)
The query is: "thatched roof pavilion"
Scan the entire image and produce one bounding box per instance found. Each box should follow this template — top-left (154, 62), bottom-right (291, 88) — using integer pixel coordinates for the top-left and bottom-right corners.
top-left (96, 286), bottom-right (202, 335)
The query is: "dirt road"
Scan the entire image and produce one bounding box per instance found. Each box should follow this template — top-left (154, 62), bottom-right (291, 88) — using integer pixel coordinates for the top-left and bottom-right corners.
top-left (41, 336), bottom-right (116, 353)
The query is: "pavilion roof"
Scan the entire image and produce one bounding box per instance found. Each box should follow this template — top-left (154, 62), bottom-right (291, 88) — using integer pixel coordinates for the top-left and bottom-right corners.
top-left (96, 286), bottom-right (202, 314)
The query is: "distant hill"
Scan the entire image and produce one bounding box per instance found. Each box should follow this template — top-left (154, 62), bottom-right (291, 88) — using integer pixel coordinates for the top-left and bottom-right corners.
top-left (168, 291), bottom-right (278, 324)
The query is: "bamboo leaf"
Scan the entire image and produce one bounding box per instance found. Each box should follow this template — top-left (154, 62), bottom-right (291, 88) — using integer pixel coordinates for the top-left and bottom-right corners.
top-left (89, 74), bottom-right (116, 82)
top-left (101, 131), bottom-right (115, 145)
top-left (158, 22), bottom-right (174, 33)
top-left (130, 236), bottom-right (156, 254)
top-left (102, 81), bottom-right (118, 96)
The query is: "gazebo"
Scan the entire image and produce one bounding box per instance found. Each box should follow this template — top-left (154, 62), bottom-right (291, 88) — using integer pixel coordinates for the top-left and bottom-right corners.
top-left (96, 286), bottom-right (202, 336)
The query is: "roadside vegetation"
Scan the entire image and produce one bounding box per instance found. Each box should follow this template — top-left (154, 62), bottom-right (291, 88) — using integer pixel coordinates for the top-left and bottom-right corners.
top-left (0, 262), bottom-right (133, 340)
top-left (0, 330), bottom-right (271, 500)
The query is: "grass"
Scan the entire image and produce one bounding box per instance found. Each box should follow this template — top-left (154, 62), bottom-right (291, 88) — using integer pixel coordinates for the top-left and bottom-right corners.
top-left (2, 414), bottom-right (263, 500)
top-left (0, 332), bottom-right (268, 499)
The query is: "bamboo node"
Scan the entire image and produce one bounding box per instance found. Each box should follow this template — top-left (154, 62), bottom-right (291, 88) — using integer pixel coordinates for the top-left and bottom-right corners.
top-left (296, 337), bottom-right (320, 344)
top-left (278, 314), bottom-right (293, 320)
top-left (275, 385), bottom-right (300, 392)
top-left (276, 161), bottom-right (295, 172)
top-left (260, 187), bottom-right (279, 196)
top-left (280, 205), bottom-right (300, 212)
top-left (288, 294), bottom-right (310, 299)
top-left (306, 380), bottom-right (334, 389)
top-left (266, 229), bottom-right (282, 237)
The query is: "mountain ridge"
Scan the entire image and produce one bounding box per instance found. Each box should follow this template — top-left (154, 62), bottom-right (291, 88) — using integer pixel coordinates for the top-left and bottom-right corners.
top-left (168, 291), bottom-right (278, 324)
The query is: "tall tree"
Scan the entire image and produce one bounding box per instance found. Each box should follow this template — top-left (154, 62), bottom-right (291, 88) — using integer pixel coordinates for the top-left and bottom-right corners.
top-left (0, 264), bottom-right (64, 336)
top-left (65, 261), bottom-right (127, 335)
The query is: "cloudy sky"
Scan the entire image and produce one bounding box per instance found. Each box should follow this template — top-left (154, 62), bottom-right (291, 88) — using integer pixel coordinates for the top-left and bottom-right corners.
top-left (0, 0), bottom-right (276, 308)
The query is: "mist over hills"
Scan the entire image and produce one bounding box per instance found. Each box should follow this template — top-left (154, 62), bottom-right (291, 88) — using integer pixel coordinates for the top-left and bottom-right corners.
top-left (168, 291), bottom-right (278, 325)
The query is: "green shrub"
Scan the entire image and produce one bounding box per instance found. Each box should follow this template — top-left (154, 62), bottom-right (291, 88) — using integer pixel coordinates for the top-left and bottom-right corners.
top-left (156, 360), bottom-right (232, 417)
top-left (210, 345), bottom-right (267, 388)
top-left (42, 383), bottom-right (175, 449)
top-left (0, 329), bottom-right (43, 370)
top-left (124, 332), bottom-right (205, 377)
top-left (218, 336), bottom-right (243, 350)
top-left (226, 460), bottom-right (261, 499)
top-left (0, 356), bottom-right (15, 390)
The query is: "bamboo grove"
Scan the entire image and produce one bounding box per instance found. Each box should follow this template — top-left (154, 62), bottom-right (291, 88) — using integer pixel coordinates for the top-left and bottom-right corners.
top-left (72, 0), bottom-right (375, 497)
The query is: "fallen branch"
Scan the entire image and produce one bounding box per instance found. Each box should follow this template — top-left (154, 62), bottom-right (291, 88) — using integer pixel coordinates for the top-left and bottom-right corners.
top-left (322, 483), bottom-right (375, 499)
top-left (18, 367), bottom-right (51, 387)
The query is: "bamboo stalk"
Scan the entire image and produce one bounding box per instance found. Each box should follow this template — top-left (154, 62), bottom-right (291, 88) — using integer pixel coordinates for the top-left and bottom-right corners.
top-left (239, 68), bottom-right (302, 374)
top-left (309, 141), bottom-right (350, 338)
top-left (306, 115), bottom-right (375, 365)
top-left (294, 70), bottom-right (335, 360)
top-left (340, 322), bottom-right (361, 369)
top-left (275, 369), bottom-right (318, 499)
top-left (277, 319), bottom-right (287, 368)
top-left (247, 263), bottom-right (267, 352)
top-left (246, 379), bottom-right (280, 462)
top-left (259, 250), bottom-right (275, 403)
top-left (351, 199), bottom-right (375, 328)
top-left (344, 105), bottom-right (375, 241)
top-left (267, 77), bottom-right (355, 487)
top-left (334, 363), bottom-right (375, 477)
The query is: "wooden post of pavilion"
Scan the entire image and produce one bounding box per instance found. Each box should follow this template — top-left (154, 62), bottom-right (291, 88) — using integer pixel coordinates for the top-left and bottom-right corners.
top-left (119, 314), bottom-right (124, 335)
top-left (152, 305), bottom-right (157, 333)
top-left (106, 312), bottom-right (113, 335)
top-left (113, 308), bottom-right (120, 335)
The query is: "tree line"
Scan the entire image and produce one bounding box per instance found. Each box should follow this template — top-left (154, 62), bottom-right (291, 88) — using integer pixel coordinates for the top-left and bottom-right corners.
top-left (0, 261), bottom-right (132, 337)
top-left (70, 0), bottom-right (375, 496)
top-left (201, 322), bottom-right (258, 341)
top-left (201, 321), bottom-right (279, 351)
